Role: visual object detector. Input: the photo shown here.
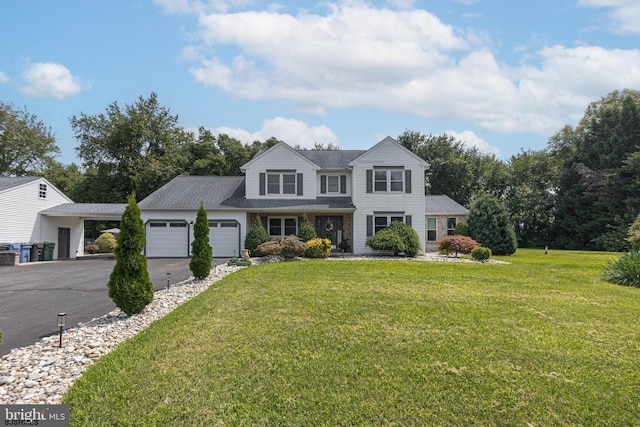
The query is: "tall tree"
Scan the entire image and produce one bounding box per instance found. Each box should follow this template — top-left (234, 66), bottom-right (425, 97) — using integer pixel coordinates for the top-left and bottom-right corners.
top-left (0, 102), bottom-right (59, 176)
top-left (505, 150), bottom-right (558, 247)
top-left (552, 89), bottom-right (640, 250)
top-left (397, 130), bottom-right (507, 205)
top-left (42, 161), bottom-right (84, 198)
top-left (71, 93), bottom-right (192, 202)
top-left (108, 194), bottom-right (154, 316)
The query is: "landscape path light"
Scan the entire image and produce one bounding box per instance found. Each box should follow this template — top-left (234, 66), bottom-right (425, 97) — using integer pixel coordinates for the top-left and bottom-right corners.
top-left (166, 272), bottom-right (171, 289)
top-left (57, 313), bottom-right (67, 348)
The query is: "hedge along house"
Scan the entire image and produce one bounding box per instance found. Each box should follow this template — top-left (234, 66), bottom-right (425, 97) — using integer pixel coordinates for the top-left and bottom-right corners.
top-left (137, 137), bottom-right (469, 257)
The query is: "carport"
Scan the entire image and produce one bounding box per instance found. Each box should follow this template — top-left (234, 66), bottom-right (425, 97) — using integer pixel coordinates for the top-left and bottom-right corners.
top-left (39, 203), bottom-right (126, 259)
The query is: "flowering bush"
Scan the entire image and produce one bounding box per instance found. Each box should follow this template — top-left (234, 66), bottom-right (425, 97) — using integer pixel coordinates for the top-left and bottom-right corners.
top-left (84, 244), bottom-right (100, 254)
top-left (437, 235), bottom-right (480, 257)
top-left (305, 238), bottom-right (332, 258)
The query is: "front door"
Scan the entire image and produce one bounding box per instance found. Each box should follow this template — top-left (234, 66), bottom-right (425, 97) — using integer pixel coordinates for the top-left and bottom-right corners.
top-left (315, 216), bottom-right (343, 247)
top-left (58, 228), bottom-right (70, 259)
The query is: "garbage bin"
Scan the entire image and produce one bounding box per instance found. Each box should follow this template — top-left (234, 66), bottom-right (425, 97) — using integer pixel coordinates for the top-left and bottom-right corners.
top-left (30, 242), bottom-right (44, 262)
top-left (7, 243), bottom-right (21, 251)
top-left (43, 242), bottom-right (55, 261)
top-left (20, 243), bottom-right (32, 263)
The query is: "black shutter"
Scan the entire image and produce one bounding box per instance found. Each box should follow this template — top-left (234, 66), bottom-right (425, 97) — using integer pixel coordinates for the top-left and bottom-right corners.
top-left (260, 216), bottom-right (268, 231)
top-left (297, 173), bottom-right (303, 196)
top-left (298, 217), bottom-right (303, 234)
top-left (367, 215), bottom-right (373, 237)
top-left (366, 170), bottom-right (373, 193)
top-left (340, 175), bottom-right (347, 194)
top-left (405, 215), bottom-right (412, 226)
top-left (320, 175), bottom-right (327, 194)
top-left (405, 170), bottom-right (412, 194)
top-left (259, 173), bottom-right (266, 195)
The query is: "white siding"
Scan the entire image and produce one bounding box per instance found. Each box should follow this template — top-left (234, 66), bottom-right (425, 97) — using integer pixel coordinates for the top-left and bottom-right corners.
top-left (243, 144), bottom-right (318, 199)
top-left (40, 216), bottom-right (85, 259)
top-left (315, 171), bottom-right (352, 197)
top-left (350, 139), bottom-right (427, 255)
top-left (0, 178), bottom-right (73, 243)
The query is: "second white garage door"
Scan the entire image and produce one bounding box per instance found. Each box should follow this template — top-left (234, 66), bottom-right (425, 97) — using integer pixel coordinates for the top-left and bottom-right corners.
top-left (209, 220), bottom-right (241, 257)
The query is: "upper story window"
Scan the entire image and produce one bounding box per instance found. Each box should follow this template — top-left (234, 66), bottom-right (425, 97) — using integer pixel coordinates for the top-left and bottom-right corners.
top-left (38, 183), bottom-right (47, 199)
top-left (260, 170), bottom-right (302, 196)
top-left (320, 174), bottom-right (347, 195)
top-left (447, 218), bottom-right (457, 235)
top-left (366, 168), bottom-right (411, 194)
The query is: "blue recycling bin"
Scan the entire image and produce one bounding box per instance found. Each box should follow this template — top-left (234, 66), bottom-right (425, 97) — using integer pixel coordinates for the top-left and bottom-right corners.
top-left (8, 243), bottom-right (21, 251)
top-left (20, 243), bottom-right (33, 263)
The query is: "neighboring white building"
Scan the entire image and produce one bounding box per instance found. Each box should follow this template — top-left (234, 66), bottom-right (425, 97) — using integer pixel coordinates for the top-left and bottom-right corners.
top-left (0, 137), bottom-right (469, 260)
top-left (0, 177), bottom-right (77, 260)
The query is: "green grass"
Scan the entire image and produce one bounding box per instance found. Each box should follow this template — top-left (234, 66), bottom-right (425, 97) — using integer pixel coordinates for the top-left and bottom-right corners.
top-left (63, 249), bottom-right (640, 426)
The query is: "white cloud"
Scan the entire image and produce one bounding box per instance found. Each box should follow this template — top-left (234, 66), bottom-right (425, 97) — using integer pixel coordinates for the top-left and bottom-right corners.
top-left (579, 0), bottom-right (640, 33)
top-left (210, 117), bottom-right (338, 148)
top-left (20, 62), bottom-right (86, 99)
top-left (0, 71), bottom-right (9, 84)
top-left (445, 130), bottom-right (500, 156)
top-left (173, 2), bottom-right (640, 137)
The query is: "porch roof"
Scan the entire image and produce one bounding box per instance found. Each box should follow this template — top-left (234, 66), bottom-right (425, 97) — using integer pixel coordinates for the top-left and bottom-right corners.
top-left (40, 203), bottom-right (127, 219)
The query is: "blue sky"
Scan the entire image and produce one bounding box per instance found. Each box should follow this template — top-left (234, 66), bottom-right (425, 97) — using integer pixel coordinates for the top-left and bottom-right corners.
top-left (1, 0), bottom-right (639, 165)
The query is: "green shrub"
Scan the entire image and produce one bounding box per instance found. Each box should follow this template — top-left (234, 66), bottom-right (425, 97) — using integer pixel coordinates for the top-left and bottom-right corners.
top-left (437, 235), bottom-right (480, 257)
top-left (245, 217), bottom-right (270, 256)
top-left (338, 238), bottom-right (351, 252)
top-left (471, 247), bottom-right (492, 262)
top-left (84, 244), bottom-right (99, 254)
top-left (0, 330), bottom-right (3, 346)
top-left (257, 237), bottom-right (307, 259)
top-left (305, 238), bottom-right (332, 258)
top-left (297, 215), bottom-right (317, 242)
top-left (454, 221), bottom-right (469, 237)
top-left (627, 213), bottom-right (640, 250)
top-left (96, 232), bottom-right (117, 253)
top-left (228, 257), bottom-right (252, 267)
top-left (467, 193), bottom-right (517, 255)
top-left (603, 250), bottom-right (640, 287)
top-left (108, 195), bottom-right (153, 316)
top-left (190, 203), bottom-right (212, 279)
top-left (366, 222), bottom-right (421, 257)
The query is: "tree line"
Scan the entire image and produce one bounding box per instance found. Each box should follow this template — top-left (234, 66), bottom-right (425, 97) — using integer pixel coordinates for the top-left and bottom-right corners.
top-left (2, 90), bottom-right (639, 252)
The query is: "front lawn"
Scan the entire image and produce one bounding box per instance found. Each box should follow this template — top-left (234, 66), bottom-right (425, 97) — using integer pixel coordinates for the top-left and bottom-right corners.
top-left (64, 249), bottom-right (640, 426)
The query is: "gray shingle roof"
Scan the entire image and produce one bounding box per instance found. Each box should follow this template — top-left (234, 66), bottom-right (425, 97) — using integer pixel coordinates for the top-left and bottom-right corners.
top-left (40, 203), bottom-right (127, 216)
top-left (0, 176), bottom-right (40, 193)
top-left (139, 176), bottom-right (245, 210)
top-left (424, 195), bottom-right (469, 215)
top-left (297, 150), bottom-right (366, 169)
top-left (138, 175), bottom-right (356, 211)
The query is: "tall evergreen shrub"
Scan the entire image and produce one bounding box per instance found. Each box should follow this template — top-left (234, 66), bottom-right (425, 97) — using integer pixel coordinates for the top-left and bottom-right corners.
top-left (190, 203), bottom-right (212, 279)
top-left (467, 193), bottom-right (517, 255)
top-left (245, 216), bottom-right (270, 256)
top-left (108, 195), bottom-right (153, 316)
top-left (297, 215), bottom-right (317, 241)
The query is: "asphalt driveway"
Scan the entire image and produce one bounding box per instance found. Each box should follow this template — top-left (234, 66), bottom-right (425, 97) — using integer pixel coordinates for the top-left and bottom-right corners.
top-left (0, 257), bottom-right (206, 356)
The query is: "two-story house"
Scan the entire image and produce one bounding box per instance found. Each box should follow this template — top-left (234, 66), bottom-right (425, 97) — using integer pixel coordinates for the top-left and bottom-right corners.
top-left (137, 136), bottom-right (468, 257)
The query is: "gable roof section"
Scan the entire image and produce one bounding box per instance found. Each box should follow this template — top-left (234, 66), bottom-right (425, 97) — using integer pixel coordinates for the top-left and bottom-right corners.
top-left (0, 176), bottom-right (41, 193)
top-left (424, 195), bottom-right (469, 215)
top-left (348, 136), bottom-right (429, 167)
top-left (297, 150), bottom-right (366, 169)
top-left (139, 176), bottom-right (246, 210)
top-left (240, 141), bottom-right (321, 171)
top-left (0, 176), bottom-right (74, 202)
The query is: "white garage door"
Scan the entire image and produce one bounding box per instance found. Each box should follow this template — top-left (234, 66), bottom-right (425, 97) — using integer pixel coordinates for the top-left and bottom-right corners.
top-left (146, 221), bottom-right (189, 257)
top-left (209, 220), bottom-right (240, 257)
